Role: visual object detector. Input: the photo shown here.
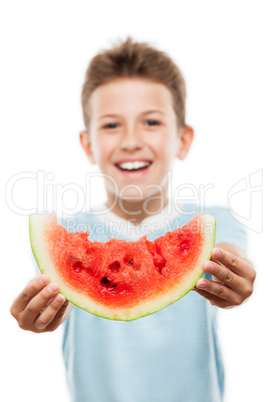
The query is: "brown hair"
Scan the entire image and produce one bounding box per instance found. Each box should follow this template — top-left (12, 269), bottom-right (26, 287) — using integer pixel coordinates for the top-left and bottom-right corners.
top-left (81, 36), bottom-right (186, 131)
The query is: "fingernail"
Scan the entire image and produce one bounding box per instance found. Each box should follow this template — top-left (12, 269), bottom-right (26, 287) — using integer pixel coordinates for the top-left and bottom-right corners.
top-left (48, 283), bottom-right (59, 292)
top-left (55, 294), bottom-right (64, 303)
top-left (204, 261), bottom-right (213, 270)
top-left (213, 248), bottom-right (220, 257)
top-left (197, 280), bottom-right (206, 289)
top-left (40, 275), bottom-right (49, 284)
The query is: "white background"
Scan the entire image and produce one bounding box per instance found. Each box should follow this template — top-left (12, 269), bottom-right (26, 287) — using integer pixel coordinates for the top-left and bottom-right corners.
top-left (1, 1), bottom-right (267, 401)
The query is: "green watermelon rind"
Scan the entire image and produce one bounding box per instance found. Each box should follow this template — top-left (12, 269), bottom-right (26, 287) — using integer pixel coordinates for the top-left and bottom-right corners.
top-left (29, 213), bottom-right (216, 321)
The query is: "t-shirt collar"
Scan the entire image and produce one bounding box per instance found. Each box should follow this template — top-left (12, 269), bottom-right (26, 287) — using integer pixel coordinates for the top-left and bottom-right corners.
top-left (91, 198), bottom-right (181, 239)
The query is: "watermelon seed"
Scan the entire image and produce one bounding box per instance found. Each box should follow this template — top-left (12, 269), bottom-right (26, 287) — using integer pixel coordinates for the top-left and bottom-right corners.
top-left (101, 277), bottom-right (117, 290)
top-left (123, 253), bottom-right (141, 270)
top-left (108, 261), bottom-right (120, 272)
top-left (123, 254), bottom-right (134, 266)
top-left (101, 277), bottom-right (111, 287)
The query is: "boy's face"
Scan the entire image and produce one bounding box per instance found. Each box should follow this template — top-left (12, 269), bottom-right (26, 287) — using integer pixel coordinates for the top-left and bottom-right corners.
top-left (80, 77), bottom-right (193, 206)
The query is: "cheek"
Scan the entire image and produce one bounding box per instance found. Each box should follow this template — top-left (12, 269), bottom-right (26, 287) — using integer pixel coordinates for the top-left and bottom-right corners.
top-left (150, 133), bottom-right (176, 162)
top-left (93, 137), bottom-right (113, 165)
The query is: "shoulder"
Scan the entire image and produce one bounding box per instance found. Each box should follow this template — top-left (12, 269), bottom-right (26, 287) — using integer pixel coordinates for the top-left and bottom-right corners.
top-left (173, 202), bottom-right (248, 255)
top-left (203, 204), bottom-right (246, 232)
top-left (170, 202), bottom-right (233, 224)
top-left (203, 204), bottom-right (248, 255)
top-left (179, 202), bottom-right (245, 225)
top-left (204, 204), bottom-right (234, 217)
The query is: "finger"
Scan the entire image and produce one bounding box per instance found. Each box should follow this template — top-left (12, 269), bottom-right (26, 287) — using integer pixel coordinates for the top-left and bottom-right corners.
top-left (10, 274), bottom-right (50, 316)
top-left (45, 300), bottom-right (70, 332)
top-left (19, 282), bottom-right (60, 327)
top-left (35, 294), bottom-right (67, 330)
top-left (196, 277), bottom-right (242, 305)
top-left (210, 248), bottom-right (246, 276)
top-left (202, 260), bottom-right (240, 291)
top-left (193, 287), bottom-right (231, 308)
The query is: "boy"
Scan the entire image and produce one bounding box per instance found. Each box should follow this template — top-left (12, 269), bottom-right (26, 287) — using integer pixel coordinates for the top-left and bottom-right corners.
top-left (10, 36), bottom-right (256, 401)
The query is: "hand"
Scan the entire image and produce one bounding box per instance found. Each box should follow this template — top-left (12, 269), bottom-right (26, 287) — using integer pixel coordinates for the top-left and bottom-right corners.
top-left (10, 274), bottom-right (69, 333)
top-left (193, 247), bottom-right (256, 308)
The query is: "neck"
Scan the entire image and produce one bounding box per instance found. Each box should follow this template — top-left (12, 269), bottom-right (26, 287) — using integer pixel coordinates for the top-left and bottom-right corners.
top-left (105, 191), bottom-right (169, 226)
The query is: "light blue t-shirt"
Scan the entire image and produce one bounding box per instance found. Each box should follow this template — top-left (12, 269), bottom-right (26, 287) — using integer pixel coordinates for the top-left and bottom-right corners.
top-left (61, 202), bottom-right (247, 402)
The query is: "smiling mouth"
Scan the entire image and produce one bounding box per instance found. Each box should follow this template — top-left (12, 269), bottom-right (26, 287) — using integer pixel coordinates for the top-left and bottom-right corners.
top-left (115, 161), bottom-right (153, 172)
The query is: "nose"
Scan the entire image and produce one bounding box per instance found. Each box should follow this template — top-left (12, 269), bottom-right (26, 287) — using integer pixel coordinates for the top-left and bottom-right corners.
top-left (120, 124), bottom-right (143, 151)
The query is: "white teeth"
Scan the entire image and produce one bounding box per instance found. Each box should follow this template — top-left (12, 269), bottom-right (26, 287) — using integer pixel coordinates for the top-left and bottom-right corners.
top-left (117, 161), bottom-right (150, 170)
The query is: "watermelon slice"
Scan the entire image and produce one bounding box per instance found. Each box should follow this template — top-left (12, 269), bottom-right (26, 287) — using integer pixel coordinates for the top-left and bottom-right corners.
top-left (29, 212), bottom-right (216, 321)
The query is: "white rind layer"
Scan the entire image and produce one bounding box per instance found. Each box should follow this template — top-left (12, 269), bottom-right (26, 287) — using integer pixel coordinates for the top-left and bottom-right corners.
top-left (29, 213), bottom-right (216, 321)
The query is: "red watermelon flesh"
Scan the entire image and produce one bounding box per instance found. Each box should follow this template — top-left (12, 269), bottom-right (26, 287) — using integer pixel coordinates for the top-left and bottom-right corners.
top-left (29, 212), bottom-right (216, 320)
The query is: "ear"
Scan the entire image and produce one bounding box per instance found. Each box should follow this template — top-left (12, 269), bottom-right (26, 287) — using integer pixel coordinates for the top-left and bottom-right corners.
top-left (176, 125), bottom-right (194, 160)
top-left (79, 130), bottom-right (96, 164)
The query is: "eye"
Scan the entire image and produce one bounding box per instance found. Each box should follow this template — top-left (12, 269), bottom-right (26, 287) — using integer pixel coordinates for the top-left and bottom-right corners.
top-left (145, 120), bottom-right (160, 126)
top-left (103, 120), bottom-right (160, 129)
top-left (103, 123), bottom-right (118, 129)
